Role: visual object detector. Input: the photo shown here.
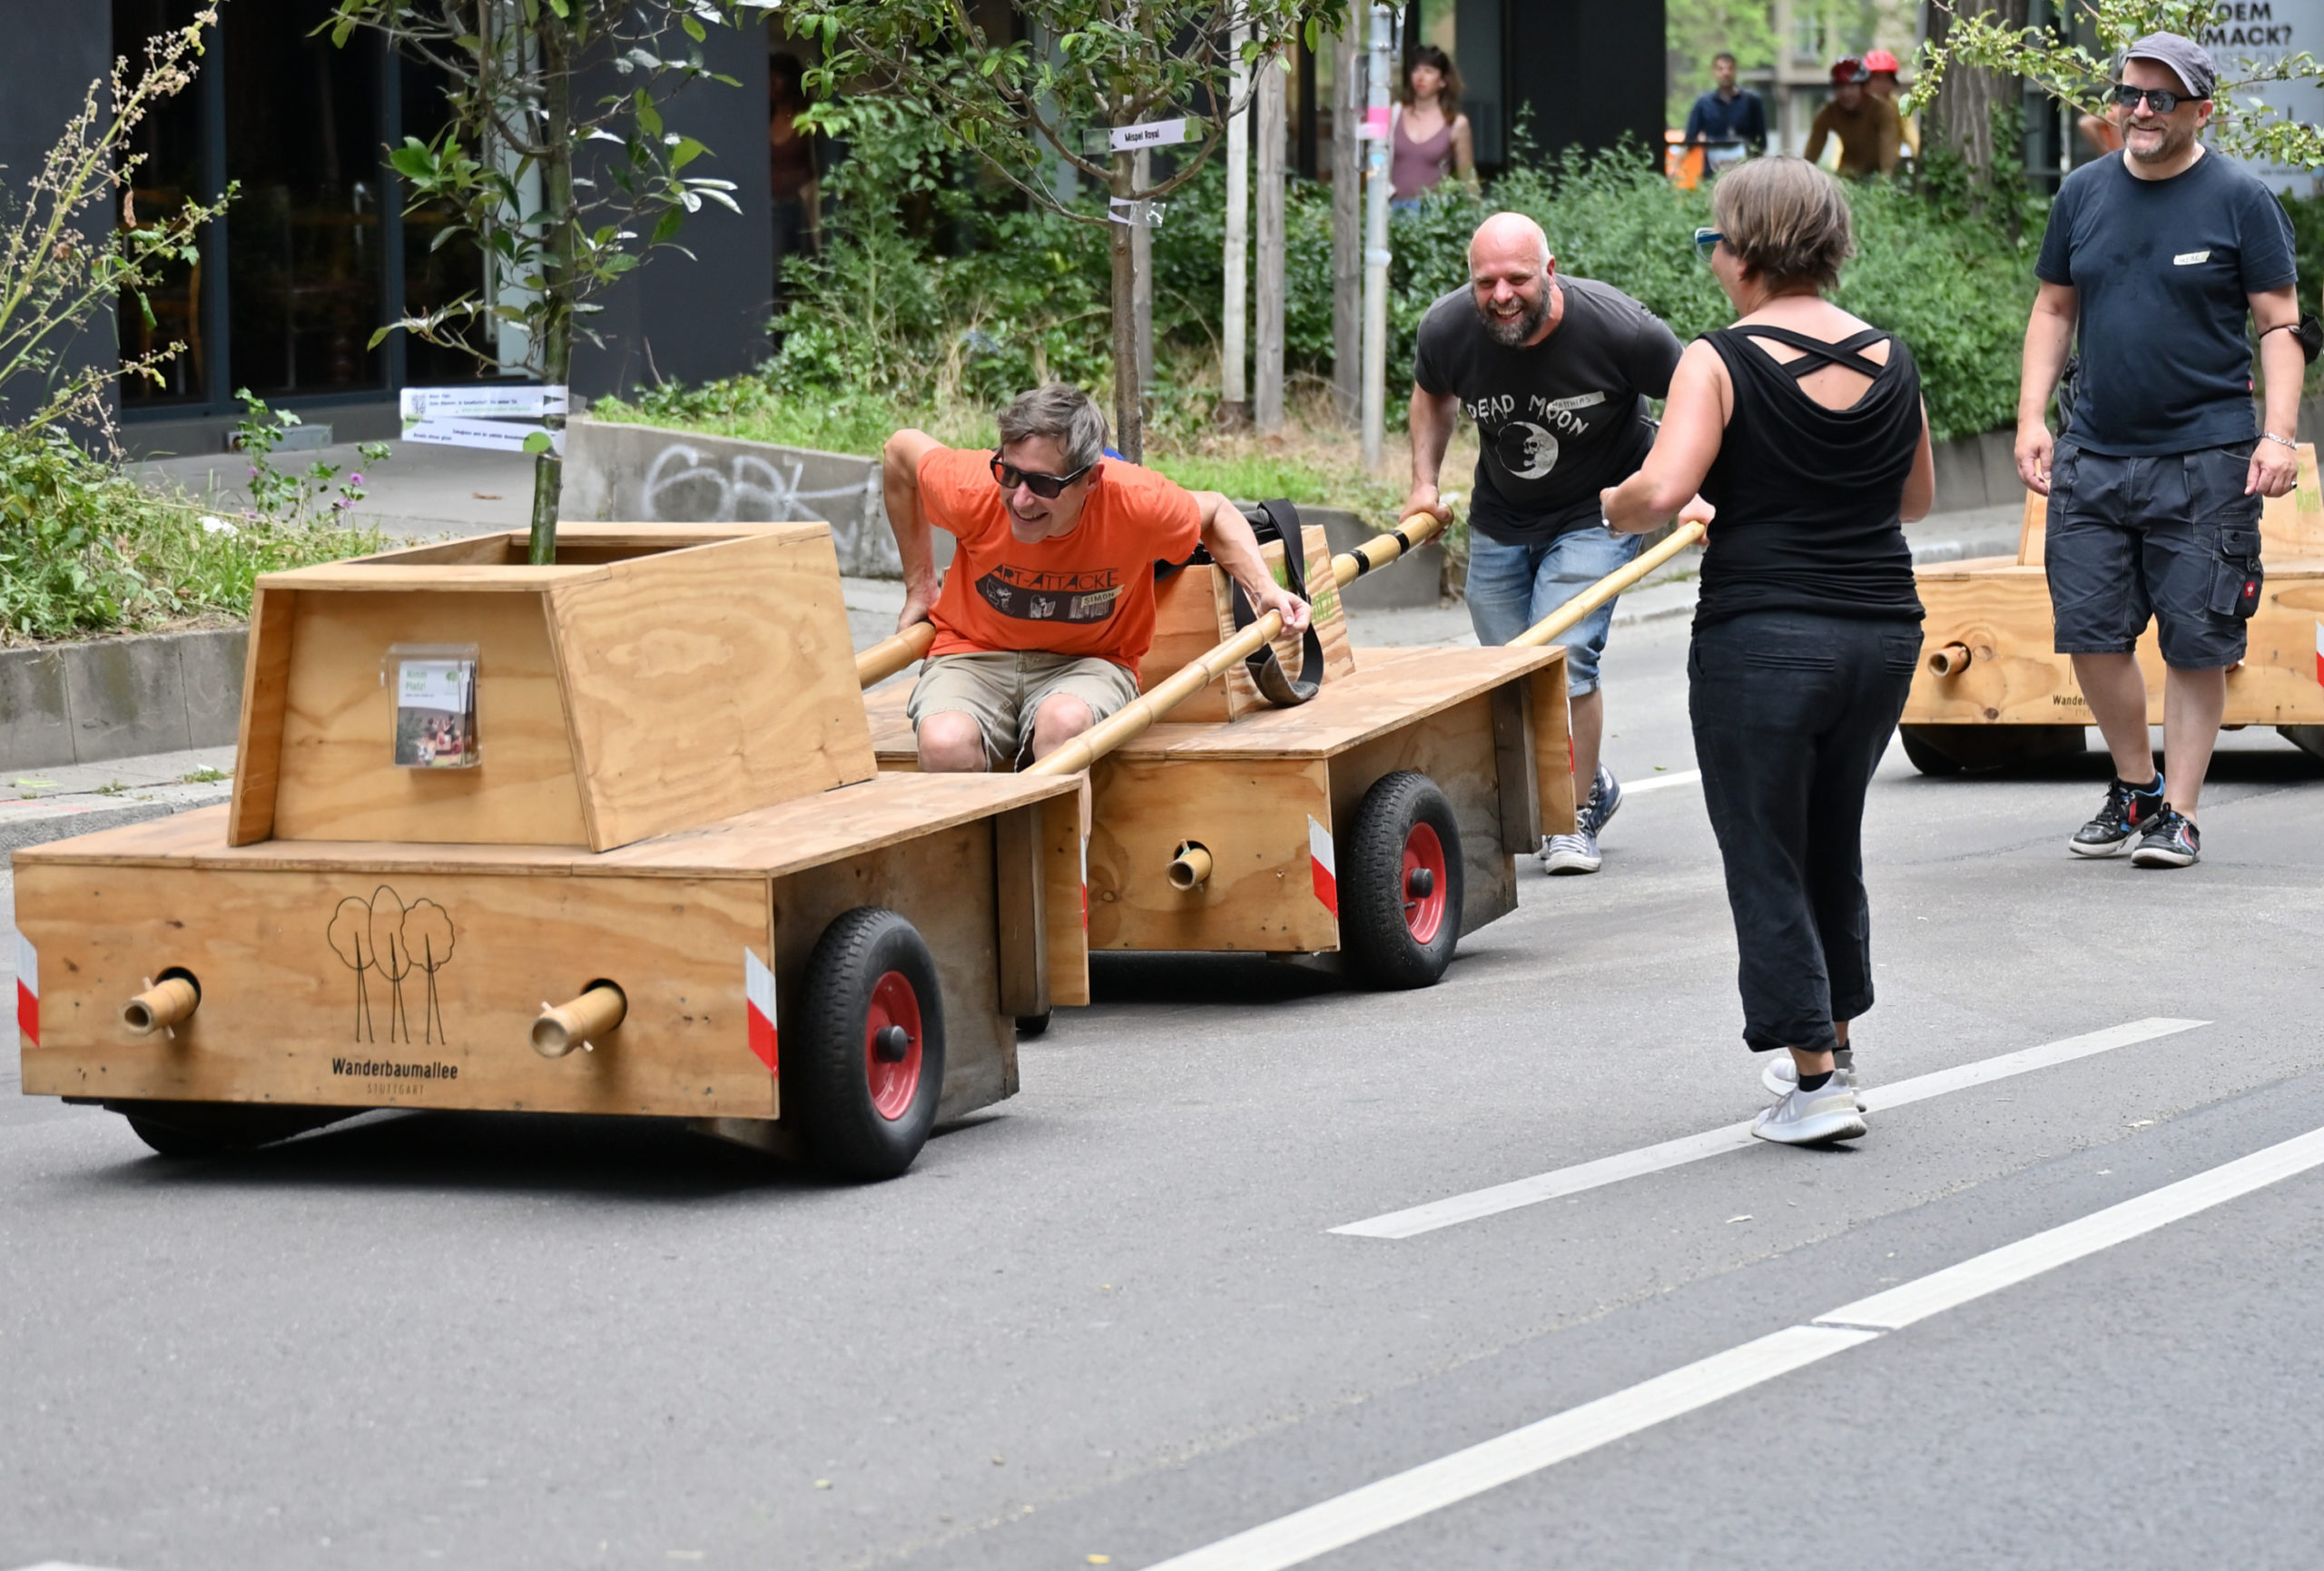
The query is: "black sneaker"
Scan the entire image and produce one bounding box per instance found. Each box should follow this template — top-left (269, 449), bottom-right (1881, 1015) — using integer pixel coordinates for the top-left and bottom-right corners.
top-left (2131, 808), bottom-right (2201, 868)
top-left (2069, 774), bottom-right (2167, 857)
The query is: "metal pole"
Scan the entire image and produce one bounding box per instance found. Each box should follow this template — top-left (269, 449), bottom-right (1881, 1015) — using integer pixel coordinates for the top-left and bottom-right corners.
top-left (1222, 23), bottom-right (1250, 419)
top-left (1131, 146), bottom-right (1154, 393)
top-left (1255, 52), bottom-right (1286, 434)
top-left (1359, 2), bottom-right (1393, 471)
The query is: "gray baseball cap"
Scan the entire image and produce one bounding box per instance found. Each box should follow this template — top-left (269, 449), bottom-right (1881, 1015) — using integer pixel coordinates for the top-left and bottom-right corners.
top-left (2122, 33), bottom-right (2216, 100)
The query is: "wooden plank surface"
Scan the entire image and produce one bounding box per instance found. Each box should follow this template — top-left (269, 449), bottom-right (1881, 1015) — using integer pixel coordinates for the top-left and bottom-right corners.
top-left (1490, 675), bottom-right (1541, 856)
top-left (1905, 562), bottom-right (2324, 726)
top-left (1039, 786), bottom-right (1090, 1007)
top-left (1326, 692), bottom-right (1517, 940)
top-left (991, 805), bottom-right (1049, 1018)
top-left (16, 862), bottom-right (778, 1120)
top-left (226, 586), bottom-right (298, 845)
top-left (546, 528), bottom-right (875, 849)
top-left (1087, 756), bottom-right (1338, 953)
top-left (1530, 652), bottom-right (1577, 837)
top-left (271, 588), bottom-right (593, 845)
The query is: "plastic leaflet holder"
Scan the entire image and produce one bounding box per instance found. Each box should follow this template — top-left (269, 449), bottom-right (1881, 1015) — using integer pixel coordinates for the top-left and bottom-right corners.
top-left (385, 643), bottom-right (479, 768)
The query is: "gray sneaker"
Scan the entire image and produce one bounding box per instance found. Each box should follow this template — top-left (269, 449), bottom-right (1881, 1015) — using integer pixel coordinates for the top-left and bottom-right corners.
top-left (1751, 1076), bottom-right (1868, 1145)
top-left (1541, 826), bottom-right (1601, 874)
top-left (1762, 1049), bottom-right (1866, 1110)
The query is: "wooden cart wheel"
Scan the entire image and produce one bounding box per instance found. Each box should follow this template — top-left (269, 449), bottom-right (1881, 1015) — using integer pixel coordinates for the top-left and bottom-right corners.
top-left (793, 907), bottom-right (947, 1180)
top-left (1340, 770), bottom-right (1463, 990)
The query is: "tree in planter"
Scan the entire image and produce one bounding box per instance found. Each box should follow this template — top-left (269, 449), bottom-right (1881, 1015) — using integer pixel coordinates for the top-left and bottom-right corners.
top-left (0, 4), bottom-right (228, 436)
top-left (1912, 2), bottom-right (2324, 174)
top-left (326, 0), bottom-right (774, 563)
top-left (790, 0), bottom-right (1345, 462)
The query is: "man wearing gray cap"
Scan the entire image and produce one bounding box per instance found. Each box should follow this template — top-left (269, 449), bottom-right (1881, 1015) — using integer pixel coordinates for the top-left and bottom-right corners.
top-left (2015, 32), bottom-right (2302, 869)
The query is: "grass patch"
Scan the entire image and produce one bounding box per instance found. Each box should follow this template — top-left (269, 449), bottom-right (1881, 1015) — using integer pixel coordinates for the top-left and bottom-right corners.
top-left (1, 427), bottom-right (381, 645)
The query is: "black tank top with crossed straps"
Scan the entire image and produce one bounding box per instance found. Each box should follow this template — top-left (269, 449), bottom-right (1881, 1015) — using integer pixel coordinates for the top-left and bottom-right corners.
top-left (1694, 322), bottom-right (1925, 631)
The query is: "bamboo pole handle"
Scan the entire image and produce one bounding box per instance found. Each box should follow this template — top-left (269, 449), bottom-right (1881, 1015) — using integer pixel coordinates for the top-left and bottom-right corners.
top-left (122, 975), bottom-right (199, 1036)
top-left (1024, 510), bottom-right (1449, 776)
top-left (1926, 642), bottom-right (1974, 677)
top-left (855, 621), bottom-right (937, 688)
top-left (1510, 520), bottom-right (1706, 650)
top-left (532, 983), bottom-right (627, 1059)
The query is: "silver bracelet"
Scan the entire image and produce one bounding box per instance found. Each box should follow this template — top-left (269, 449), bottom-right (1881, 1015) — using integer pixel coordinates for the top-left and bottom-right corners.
top-left (2262, 430), bottom-right (2299, 450)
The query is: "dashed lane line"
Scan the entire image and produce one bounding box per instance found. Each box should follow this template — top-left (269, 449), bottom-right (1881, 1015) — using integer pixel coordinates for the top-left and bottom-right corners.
top-left (1330, 1017), bottom-right (2209, 1240)
top-left (1150, 1121), bottom-right (2324, 1571)
top-left (1620, 767), bottom-right (1701, 795)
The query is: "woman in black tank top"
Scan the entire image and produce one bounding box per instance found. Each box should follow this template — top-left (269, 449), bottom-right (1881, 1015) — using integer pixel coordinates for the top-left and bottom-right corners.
top-left (1600, 157), bottom-right (1935, 1149)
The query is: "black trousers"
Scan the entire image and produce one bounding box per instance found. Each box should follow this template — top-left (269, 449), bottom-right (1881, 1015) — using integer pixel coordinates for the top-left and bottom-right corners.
top-left (1688, 609), bottom-right (1923, 1055)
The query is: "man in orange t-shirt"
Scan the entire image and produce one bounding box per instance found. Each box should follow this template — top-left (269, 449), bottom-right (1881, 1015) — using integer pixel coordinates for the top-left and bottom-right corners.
top-left (882, 384), bottom-right (1311, 771)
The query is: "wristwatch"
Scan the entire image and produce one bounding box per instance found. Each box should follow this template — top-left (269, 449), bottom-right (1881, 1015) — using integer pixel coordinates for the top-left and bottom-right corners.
top-left (2262, 430), bottom-right (2299, 450)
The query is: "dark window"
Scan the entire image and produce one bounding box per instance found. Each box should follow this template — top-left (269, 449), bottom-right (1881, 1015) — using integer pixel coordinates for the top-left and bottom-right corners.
top-left (115, 0), bottom-right (214, 407)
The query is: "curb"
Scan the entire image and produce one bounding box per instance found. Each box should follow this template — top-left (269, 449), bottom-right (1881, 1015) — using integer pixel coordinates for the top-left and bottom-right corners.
top-left (1, 787), bottom-right (232, 855)
top-left (0, 627), bottom-right (247, 775)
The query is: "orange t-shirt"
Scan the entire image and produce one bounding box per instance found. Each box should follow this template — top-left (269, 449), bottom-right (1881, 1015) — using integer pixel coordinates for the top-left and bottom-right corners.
top-left (919, 447), bottom-right (1203, 677)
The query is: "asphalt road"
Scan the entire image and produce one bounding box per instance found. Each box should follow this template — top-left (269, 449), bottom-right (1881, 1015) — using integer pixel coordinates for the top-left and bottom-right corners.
top-left (5, 612), bottom-right (2323, 1571)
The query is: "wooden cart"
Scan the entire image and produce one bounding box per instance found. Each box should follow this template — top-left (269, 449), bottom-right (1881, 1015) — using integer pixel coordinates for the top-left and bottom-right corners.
top-left (11, 525), bottom-right (1079, 1176)
top-left (862, 524), bottom-right (1577, 1005)
top-left (1900, 444), bottom-right (2324, 773)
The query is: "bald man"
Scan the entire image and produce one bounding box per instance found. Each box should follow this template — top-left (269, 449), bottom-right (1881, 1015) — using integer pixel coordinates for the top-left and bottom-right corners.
top-left (1407, 212), bottom-right (1685, 875)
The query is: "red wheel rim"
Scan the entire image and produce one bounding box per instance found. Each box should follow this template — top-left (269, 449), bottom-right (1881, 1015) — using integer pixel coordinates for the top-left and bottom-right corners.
top-left (1402, 822), bottom-right (1449, 944)
top-left (862, 970), bottom-right (924, 1122)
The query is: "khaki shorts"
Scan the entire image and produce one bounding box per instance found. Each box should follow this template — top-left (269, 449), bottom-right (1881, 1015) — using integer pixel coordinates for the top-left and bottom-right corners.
top-left (906, 650), bottom-right (1140, 767)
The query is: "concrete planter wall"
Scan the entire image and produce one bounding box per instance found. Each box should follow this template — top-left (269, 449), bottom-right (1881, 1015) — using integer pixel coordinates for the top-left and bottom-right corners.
top-left (0, 627), bottom-right (246, 773)
top-left (561, 416), bottom-right (937, 578)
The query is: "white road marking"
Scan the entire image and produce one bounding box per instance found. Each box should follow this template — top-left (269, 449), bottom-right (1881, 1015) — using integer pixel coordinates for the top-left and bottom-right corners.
top-left (1331, 1018), bottom-right (2208, 1240)
top-left (1150, 1122), bottom-right (2324, 1571)
top-left (1620, 768), bottom-right (1701, 795)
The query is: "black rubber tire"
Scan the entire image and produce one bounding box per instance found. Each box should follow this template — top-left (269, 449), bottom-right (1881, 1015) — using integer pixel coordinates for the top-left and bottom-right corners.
top-left (791, 907), bottom-right (946, 1181)
top-left (1897, 726), bottom-right (1966, 776)
top-left (1338, 770), bottom-right (1463, 990)
top-left (1899, 723), bottom-right (2083, 775)
top-left (1014, 1010), bottom-right (1051, 1039)
top-left (113, 1100), bottom-right (349, 1158)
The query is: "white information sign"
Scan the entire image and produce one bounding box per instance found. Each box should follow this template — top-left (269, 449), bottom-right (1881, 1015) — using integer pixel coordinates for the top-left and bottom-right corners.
top-left (402, 418), bottom-right (563, 457)
top-left (2208, 0), bottom-right (2324, 193)
top-left (1113, 116), bottom-right (1189, 151)
top-left (399, 384), bottom-right (568, 422)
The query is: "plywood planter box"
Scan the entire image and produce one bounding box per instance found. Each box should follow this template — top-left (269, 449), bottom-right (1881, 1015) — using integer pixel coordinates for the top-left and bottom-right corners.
top-left (14, 525), bottom-right (1079, 1179)
top-left (1900, 445), bottom-right (2324, 774)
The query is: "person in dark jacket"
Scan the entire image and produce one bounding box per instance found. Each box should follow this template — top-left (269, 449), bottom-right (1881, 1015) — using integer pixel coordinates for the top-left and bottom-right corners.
top-left (1601, 156), bottom-right (1935, 1147)
top-left (1683, 52), bottom-right (1767, 170)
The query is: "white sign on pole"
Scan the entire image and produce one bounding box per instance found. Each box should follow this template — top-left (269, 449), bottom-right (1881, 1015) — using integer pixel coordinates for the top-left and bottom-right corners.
top-left (2209, 0), bottom-right (2324, 193)
top-left (403, 418), bottom-right (564, 457)
top-left (1081, 116), bottom-right (1203, 155)
top-left (399, 384), bottom-right (568, 423)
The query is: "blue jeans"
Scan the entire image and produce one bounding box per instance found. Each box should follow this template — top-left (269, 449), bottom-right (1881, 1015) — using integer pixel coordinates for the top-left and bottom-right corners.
top-left (1463, 526), bottom-right (1644, 695)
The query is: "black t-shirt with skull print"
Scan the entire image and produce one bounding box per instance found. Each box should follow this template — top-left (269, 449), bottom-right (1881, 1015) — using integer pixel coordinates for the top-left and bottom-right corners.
top-left (1413, 277), bottom-right (1683, 544)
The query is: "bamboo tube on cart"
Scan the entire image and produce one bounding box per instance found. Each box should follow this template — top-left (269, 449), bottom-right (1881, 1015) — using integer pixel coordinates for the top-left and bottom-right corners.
top-left (121, 974), bottom-right (199, 1036)
top-left (1167, 841), bottom-right (1214, 890)
top-left (1025, 509), bottom-right (1451, 777)
top-left (532, 984), bottom-right (627, 1058)
top-left (1926, 642), bottom-right (1973, 677)
top-left (1510, 520), bottom-right (1706, 650)
top-left (855, 621), bottom-right (937, 687)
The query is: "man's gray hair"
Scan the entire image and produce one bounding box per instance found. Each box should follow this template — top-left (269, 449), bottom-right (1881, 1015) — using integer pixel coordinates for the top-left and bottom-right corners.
top-left (997, 383), bottom-right (1109, 471)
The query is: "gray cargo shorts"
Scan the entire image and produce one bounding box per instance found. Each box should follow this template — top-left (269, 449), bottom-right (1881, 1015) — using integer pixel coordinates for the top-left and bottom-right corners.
top-left (2044, 440), bottom-right (2264, 671)
top-left (906, 649), bottom-right (1139, 767)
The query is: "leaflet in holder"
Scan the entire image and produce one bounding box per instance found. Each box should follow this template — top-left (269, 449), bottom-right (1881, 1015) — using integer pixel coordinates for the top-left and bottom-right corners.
top-left (386, 643), bottom-right (479, 768)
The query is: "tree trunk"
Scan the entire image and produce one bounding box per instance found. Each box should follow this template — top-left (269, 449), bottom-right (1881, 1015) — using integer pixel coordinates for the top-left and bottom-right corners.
top-left (1221, 24), bottom-right (1250, 426)
top-left (1927, 0), bottom-right (2030, 182)
top-left (1109, 148), bottom-right (1142, 461)
top-left (1130, 146), bottom-right (1154, 392)
top-left (1330, 29), bottom-right (1361, 427)
top-left (527, 13), bottom-right (576, 566)
top-left (1255, 53), bottom-right (1285, 435)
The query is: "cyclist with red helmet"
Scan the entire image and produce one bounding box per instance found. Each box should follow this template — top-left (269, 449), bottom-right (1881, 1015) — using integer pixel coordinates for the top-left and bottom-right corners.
top-left (1861, 47), bottom-right (1919, 163)
top-left (1805, 57), bottom-right (1902, 178)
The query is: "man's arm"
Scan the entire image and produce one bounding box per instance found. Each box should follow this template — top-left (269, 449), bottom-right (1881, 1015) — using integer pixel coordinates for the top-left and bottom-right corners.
top-left (1684, 97), bottom-right (1708, 143)
top-left (2250, 283), bottom-right (2303, 498)
top-left (2014, 280), bottom-right (2077, 494)
top-left (1404, 383), bottom-right (1461, 522)
top-left (881, 429), bottom-right (947, 630)
top-left (1804, 104), bottom-right (1831, 164)
top-left (1193, 490), bottom-right (1313, 632)
top-left (1602, 340), bottom-right (1727, 532)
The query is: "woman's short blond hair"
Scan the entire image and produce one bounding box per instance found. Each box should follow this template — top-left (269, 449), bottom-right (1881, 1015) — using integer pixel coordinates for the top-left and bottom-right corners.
top-left (1710, 157), bottom-right (1856, 292)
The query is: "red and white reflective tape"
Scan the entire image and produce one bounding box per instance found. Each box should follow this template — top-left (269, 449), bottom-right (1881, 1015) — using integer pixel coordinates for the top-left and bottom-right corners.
top-left (2313, 621), bottom-right (2322, 687)
top-left (14, 934), bottom-right (37, 1050)
top-left (1080, 834), bottom-right (1090, 929)
top-left (743, 947), bottom-right (779, 1074)
top-left (1308, 815), bottom-right (1339, 915)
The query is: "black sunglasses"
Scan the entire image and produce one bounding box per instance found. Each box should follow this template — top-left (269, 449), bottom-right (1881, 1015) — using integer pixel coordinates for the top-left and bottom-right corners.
top-left (990, 450), bottom-right (1095, 499)
top-left (2110, 83), bottom-right (2189, 114)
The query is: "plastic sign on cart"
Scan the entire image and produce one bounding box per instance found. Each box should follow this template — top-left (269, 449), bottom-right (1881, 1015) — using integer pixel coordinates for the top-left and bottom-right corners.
top-left (399, 385), bottom-right (568, 456)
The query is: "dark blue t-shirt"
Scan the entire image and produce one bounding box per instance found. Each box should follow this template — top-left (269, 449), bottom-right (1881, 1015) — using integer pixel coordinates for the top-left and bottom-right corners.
top-left (1684, 88), bottom-right (1766, 150)
top-left (2034, 149), bottom-right (2296, 456)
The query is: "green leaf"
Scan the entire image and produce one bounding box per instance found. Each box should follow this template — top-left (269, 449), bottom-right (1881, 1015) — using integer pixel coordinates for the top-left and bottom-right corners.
top-left (682, 14), bottom-right (705, 41)
top-left (652, 206), bottom-right (685, 244)
top-left (523, 431), bottom-right (554, 454)
top-left (670, 135), bottom-right (709, 170)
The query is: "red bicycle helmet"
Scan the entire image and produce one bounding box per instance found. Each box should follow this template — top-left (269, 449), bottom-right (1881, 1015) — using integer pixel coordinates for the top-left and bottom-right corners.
top-left (1864, 48), bottom-right (1902, 76)
top-left (1829, 56), bottom-right (1868, 85)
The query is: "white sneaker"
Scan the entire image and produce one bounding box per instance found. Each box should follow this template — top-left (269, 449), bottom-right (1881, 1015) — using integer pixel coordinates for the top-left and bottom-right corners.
top-left (1761, 1052), bottom-right (1866, 1111)
top-left (1752, 1076), bottom-right (1868, 1145)
top-left (1539, 827), bottom-right (1601, 874)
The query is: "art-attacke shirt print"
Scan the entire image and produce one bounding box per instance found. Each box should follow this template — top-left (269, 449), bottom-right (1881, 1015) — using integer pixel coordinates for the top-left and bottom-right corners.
top-left (917, 446), bottom-right (1202, 677)
top-left (1412, 275), bottom-right (1683, 543)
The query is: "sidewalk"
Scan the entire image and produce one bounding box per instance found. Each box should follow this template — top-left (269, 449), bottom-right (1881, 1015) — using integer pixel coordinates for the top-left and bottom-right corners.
top-left (134, 440), bottom-right (537, 540)
top-left (1, 743), bottom-right (237, 854)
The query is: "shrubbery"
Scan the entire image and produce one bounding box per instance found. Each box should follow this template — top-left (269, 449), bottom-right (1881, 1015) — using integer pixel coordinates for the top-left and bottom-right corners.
top-left (609, 137), bottom-right (2058, 450)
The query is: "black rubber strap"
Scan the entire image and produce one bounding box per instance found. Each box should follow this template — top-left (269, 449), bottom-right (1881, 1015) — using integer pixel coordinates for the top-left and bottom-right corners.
top-left (1228, 498), bottom-right (1325, 707)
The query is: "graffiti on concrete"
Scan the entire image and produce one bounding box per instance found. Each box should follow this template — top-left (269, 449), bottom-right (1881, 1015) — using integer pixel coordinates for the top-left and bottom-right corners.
top-left (637, 443), bottom-right (896, 573)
